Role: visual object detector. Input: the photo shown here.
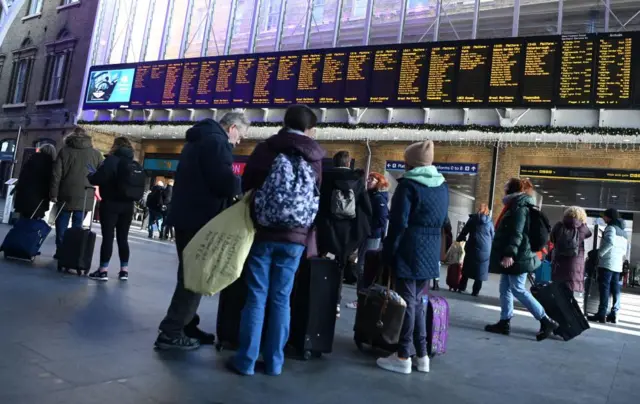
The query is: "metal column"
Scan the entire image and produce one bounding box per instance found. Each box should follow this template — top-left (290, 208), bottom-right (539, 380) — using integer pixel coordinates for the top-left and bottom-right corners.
top-left (201, 0), bottom-right (217, 56)
top-left (471, 0), bottom-right (480, 39)
top-left (331, 0), bottom-right (344, 47)
top-left (604, 0), bottom-right (611, 32)
top-left (301, 0), bottom-right (314, 49)
top-left (557, 0), bottom-right (563, 35)
top-left (274, 0), bottom-right (288, 51)
top-left (434, 0), bottom-right (442, 41)
top-left (224, 0), bottom-right (239, 55)
top-left (397, 0), bottom-right (409, 43)
top-left (512, 0), bottom-right (520, 37)
top-left (140, 0), bottom-right (157, 61)
top-left (363, 0), bottom-right (375, 45)
top-left (247, 0), bottom-right (263, 52)
top-left (179, 0), bottom-right (195, 58)
top-left (159, 0), bottom-right (175, 59)
top-left (488, 142), bottom-right (500, 212)
top-left (121, 1), bottom-right (139, 63)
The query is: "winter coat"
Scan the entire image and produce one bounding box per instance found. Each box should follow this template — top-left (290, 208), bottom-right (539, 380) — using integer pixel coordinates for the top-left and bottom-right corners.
top-left (316, 167), bottom-right (372, 264)
top-left (14, 153), bottom-right (54, 219)
top-left (50, 132), bottom-right (103, 212)
top-left (169, 119), bottom-right (241, 232)
top-left (146, 186), bottom-right (165, 211)
top-left (368, 190), bottom-right (389, 239)
top-left (598, 219), bottom-right (628, 273)
top-left (87, 146), bottom-right (136, 204)
top-left (550, 217), bottom-right (592, 293)
top-left (383, 166), bottom-right (449, 280)
top-left (163, 185), bottom-right (173, 205)
top-left (242, 128), bottom-right (325, 246)
top-left (457, 213), bottom-right (494, 281)
top-left (490, 193), bottom-right (540, 275)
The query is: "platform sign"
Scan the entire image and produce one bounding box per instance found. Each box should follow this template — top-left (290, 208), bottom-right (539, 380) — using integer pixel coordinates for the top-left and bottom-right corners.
top-left (386, 161), bottom-right (478, 175)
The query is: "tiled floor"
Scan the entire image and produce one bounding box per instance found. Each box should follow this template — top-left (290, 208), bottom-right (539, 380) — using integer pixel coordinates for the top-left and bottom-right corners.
top-left (0, 225), bottom-right (638, 404)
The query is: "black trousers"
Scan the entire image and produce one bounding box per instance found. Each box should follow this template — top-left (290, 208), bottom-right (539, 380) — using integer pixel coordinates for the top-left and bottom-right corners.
top-left (99, 201), bottom-right (134, 267)
top-left (458, 275), bottom-right (483, 295)
top-left (159, 228), bottom-right (202, 337)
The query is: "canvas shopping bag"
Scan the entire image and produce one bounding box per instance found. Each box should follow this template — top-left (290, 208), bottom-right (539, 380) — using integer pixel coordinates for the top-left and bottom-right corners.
top-left (182, 193), bottom-right (255, 296)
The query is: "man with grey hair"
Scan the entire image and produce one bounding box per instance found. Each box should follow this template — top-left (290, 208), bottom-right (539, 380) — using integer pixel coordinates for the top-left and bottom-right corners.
top-left (156, 114), bottom-right (249, 350)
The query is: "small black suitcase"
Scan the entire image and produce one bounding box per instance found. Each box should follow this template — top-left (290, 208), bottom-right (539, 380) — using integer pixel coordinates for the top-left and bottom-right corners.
top-left (288, 257), bottom-right (341, 359)
top-left (530, 276), bottom-right (590, 341)
top-left (215, 277), bottom-right (247, 351)
top-left (57, 187), bottom-right (97, 276)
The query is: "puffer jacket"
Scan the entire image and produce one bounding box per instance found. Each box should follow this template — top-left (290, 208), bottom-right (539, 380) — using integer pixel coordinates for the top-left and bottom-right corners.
top-left (458, 213), bottom-right (494, 281)
top-left (598, 220), bottom-right (628, 272)
top-left (50, 132), bottom-right (103, 212)
top-left (490, 193), bottom-right (540, 275)
top-left (368, 190), bottom-right (389, 239)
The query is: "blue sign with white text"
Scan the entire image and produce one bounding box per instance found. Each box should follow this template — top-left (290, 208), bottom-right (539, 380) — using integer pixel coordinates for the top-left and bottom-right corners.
top-left (386, 161), bottom-right (478, 175)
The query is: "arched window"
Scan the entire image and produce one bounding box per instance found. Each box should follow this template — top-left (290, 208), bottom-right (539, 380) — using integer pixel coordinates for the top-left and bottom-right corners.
top-left (34, 138), bottom-right (56, 149)
top-left (7, 38), bottom-right (36, 105)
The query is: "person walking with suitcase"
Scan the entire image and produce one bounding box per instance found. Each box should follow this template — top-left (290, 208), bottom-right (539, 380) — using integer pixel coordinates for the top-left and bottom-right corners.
top-left (155, 113), bottom-right (248, 351)
top-left (485, 178), bottom-right (559, 341)
top-left (87, 137), bottom-right (145, 281)
top-left (227, 105), bottom-right (325, 376)
top-left (50, 127), bottom-right (103, 258)
top-left (456, 204), bottom-right (494, 296)
top-left (376, 140), bottom-right (449, 375)
top-left (14, 144), bottom-right (56, 220)
top-left (550, 206), bottom-right (592, 295)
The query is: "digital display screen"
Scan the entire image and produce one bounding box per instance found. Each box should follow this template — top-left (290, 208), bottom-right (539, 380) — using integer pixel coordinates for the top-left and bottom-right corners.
top-left (83, 33), bottom-right (640, 110)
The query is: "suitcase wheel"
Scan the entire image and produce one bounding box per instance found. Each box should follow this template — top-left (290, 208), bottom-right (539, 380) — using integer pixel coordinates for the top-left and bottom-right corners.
top-left (57, 264), bottom-right (64, 272)
top-left (215, 343), bottom-right (223, 352)
top-left (302, 350), bottom-right (312, 361)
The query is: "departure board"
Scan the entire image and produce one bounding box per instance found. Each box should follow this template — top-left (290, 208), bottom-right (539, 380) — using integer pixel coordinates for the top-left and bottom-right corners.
top-left (297, 53), bottom-right (323, 104)
top-left (162, 63), bottom-right (183, 106)
top-left (596, 33), bottom-right (633, 107)
top-left (426, 46), bottom-right (458, 104)
top-left (558, 35), bottom-right (595, 106)
top-left (522, 39), bottom-right (557, 105)
top-left (178, 61), bottom-right (200, 106)
top-left (232, 57), bottom-right (257, 106)
top-left (273, 54), bottom-right (300, 105)
top-left (489, 42), bottom-right (522, 104)
top-left (457, 44), bottom-right (490, 104)
top-left (369, 48), bottom-right (400, 104)
top-left (130, 63), bottom-right (167, 107)
top-left (253, 55), bottom-right (277, 105)
top-left (213, 59), bottom-right (238, 106)
top-left (195, 60), bottom-right (218, 105)
top-left (320, 52), bottom-right (347, 104)
top-left (397, 46), bottom-right (429, 106)
top-left (344, 49), bottom-right (373, 106)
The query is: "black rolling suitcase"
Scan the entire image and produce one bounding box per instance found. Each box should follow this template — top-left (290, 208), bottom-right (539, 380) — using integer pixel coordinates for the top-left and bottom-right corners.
top-left (288, 257), bottom-right (341, 359)
top-left (529, 275), bottom-right (589, 341)
top-left (57, 187), bottom-right (97, 276)
top-left (215, 276), bottom-right (247, 351)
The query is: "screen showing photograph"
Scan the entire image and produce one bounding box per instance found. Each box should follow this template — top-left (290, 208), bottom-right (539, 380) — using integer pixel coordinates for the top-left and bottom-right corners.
top-left (85, 68), bottom-right (135, 104)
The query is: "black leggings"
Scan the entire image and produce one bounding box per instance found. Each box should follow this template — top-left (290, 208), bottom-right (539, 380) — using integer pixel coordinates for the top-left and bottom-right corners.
top-left (99, 201), bottom-right (134, 267)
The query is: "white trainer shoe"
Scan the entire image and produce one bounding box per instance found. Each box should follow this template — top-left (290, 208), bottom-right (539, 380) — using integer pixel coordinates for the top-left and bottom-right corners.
top-left (376, 354), bottom-right (412, 375)
top-left (413, 355), bottom-right (430, 373)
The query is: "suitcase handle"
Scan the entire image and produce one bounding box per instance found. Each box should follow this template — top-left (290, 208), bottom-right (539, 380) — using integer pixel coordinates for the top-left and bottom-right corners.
top-left (30, 200), bottom-right (66, 220)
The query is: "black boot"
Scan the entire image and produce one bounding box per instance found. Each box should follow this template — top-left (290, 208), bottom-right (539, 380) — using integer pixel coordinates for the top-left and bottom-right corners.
top-left (536, 316), bottom-right (560, 341)
top-left (184, 314), bottom-right (215, 345)
top-left (606, 312), bottom-right (618, 324)
top-left (587, 314), bottom-right (606, 324)
top-left (485, 319), bottom-right (511, 335)
top-left (433, 280), bottom-right (440, 291)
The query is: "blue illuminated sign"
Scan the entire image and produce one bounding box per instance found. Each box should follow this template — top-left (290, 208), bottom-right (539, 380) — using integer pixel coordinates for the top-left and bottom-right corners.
top-left (386, 161), bottom-right (478, 175)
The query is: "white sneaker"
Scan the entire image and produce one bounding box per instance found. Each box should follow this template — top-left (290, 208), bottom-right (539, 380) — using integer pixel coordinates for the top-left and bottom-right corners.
top-left (376, 354), bottom-right (412, 375)
top-left (413, 355), bottom-right (430, 373)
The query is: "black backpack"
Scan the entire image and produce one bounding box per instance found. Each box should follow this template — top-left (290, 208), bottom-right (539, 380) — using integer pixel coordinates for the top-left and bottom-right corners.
top-left (526, 204), bottom-right (551, 253)
top-left (117, 159), bottom-right (146, 201)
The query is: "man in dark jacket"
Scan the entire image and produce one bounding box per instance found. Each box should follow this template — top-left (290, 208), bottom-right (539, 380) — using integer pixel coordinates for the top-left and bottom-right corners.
top-left (14, 144), bottom-right (56, 219)
top-left (156, 113), bottom-right (248, 351)
top-left (50, 127), bottom-right (103, 257)
top-left (161, 179), bottom-right (174, 240)
top-left (146, 181), bottom-right (165, 239)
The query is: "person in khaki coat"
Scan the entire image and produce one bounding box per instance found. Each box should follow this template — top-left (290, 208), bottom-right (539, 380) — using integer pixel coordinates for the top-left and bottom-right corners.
top-left (50, 127), bottom-right (103, 256)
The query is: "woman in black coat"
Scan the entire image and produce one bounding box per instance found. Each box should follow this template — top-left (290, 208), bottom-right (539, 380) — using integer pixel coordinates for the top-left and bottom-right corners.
top-left (14, 145), bottom-right (56, 220)
top-left (456, 204), bottom-right (494, 296)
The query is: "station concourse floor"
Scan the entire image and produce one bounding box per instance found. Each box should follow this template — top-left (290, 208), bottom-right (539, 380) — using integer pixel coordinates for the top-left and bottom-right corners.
top-left (0, 224), bottom-right (638, 404)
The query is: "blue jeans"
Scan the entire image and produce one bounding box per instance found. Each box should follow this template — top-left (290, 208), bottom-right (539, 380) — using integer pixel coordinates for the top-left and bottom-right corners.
top-left (598, 268), bottom-right (621, 316)
top-left (55, 210), bottom-right (85, 250)
top-left (500, 273), bottom-right (546, 321)
top-left (148, 210), bottom-right (163, 237)
top-left (396, 278), bottom-right (428, 359)
top-left (233, 241), bottom-right (305, 376)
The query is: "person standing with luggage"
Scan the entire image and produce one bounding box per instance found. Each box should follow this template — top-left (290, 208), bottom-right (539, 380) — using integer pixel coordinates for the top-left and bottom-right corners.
top-left (316, 151), bottom-right (372, 316)
top-left (146, 181), bottom-right (165, 239)
top-left (155, 113), bottom-right (248, 350)
top-left (50, 127), bottom-right (103, 258)
top-left (588, 208), bottom-right (628, 324)
top-left (227, 105), bottom-right (325, 376)
top-left (485, 178), bottom-right (559, 341)
top-left (14, 144), bottom-right (57, 220)
top-left (550, 206), bottom-right (592, 295)
top-left (161, 179), bottom-right (174, 241)
top-left (376, 140), bottom-right (448, 375)
top-left (87, 137), bottom-right (145, 281)
top-left (456, 204), bottom-right (494, 296)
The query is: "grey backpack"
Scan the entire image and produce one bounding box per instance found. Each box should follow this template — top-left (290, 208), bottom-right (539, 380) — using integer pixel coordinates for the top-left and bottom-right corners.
top-left (330, 189), bottom-right (356, 219)
top-left (555, 226), bottom-right (580, 257)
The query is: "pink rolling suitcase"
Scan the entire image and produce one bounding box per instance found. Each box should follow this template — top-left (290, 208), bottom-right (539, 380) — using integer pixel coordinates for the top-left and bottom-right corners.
top-left (426, 295), bottom-right (449, 357)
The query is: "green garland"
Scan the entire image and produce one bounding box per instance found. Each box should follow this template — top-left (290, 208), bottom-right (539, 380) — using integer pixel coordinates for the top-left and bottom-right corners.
top-left (78, 120), bottom-right (640, 136)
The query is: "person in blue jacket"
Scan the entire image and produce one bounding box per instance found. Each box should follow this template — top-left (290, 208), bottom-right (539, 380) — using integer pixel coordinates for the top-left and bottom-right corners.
top-left (456, 204), bottom-right (495, 296)
top-left (377, 140), bottom-right (449, 375)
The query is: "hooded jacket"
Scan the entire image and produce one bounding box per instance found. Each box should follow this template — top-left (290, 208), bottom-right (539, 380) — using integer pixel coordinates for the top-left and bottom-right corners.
top-left (316, 167), bottom-right (372, 264)
top-left (15, 152), bottom-right (54, 219)
top-left (599, 219), bottom-right (627, 273)
top-left (383, 166), bottom-right (449, 280)
top-left (169, 119), bottom-right (241, 232)
top-left (50, 132), bottom-right (103, 212)
top-left (550, 217), bottom-right (592, 292)
top-left (242, 128), bottom-right (325, 246)
top-left (369, 190), bottom-right (389, 239)
top-left (457, 213), bottom-right (495, 281)
top-left (87, 146), bottom-right (136, 204)
top-left (490, 193), bottom-right (539, 275)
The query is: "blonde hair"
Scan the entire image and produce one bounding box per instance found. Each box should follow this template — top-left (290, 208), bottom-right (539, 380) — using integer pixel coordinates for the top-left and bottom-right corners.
top-left (564, 206), bottom-right (587, 223)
